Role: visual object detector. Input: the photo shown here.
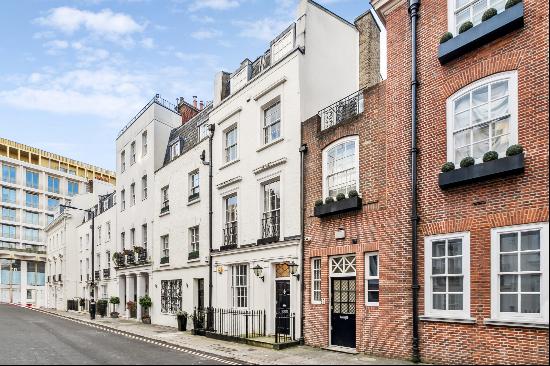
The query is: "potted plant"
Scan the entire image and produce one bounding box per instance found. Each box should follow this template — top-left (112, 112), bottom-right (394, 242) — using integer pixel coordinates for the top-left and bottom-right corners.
top-left (138, 295), bottom-right (152, 324)
top-left (79, 297), bottom-right (85, 311)
top-left (109, 296), bottom-right (120, 318)
top-left (97, 299), bottom-right (108, 317)
top-left (176, 310), bottom-right (188, 331)
top-left (127, 301), bottom-right (137, 318)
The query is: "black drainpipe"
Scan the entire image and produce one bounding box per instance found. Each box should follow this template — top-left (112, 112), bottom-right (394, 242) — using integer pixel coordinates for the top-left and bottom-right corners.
top-left (299, 143), bottom-right (308, 344)
top-left (409, 0), bottom-right (421, 363)
top-left (207, 123), bottom-right (215, 330)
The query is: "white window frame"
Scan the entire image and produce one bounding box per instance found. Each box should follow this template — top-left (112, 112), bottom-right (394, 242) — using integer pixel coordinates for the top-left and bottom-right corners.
top-left (224, 125), bottom-right (238, 163)
top-left (198, 123), bottom-right (209, 141)
top-left (161, 235), bottom-right (169, 258)
top-left (311, 258), bottom-right (322, 304)
top-left (263, 100), bottom-right (281, 145)
top-left (189, 226), bottom-right (199, 253)
top-left (142, 175), bottom-right (148, 200)
top-left (142, 224), bottom-right (147, 249)
top-left (130, 141), bottom-right (136, 165)
top-left (232, 264), bottom-right (248, 308)
top-left (120, 150), bottom-right (126, 173)
top-left (447, 0), bottom-right (508, 36)
top-left (424, 232), bottom-right (471, 319)
top-left (322, 136), bottom-right (360, 199)
top-left (490, 222), bottom-right (549, 324)
top-left (120, 189), bottom-right (126, 211)
top-left (170, 141), bottom-right (180, 160)
top-left (142, 131), bottom-right (148, 156)
top-left (446, 71), bottom-right (518, 165)
top-left (329, 255), bottom-right (356, 277)
top-left (130, 183), bottom-right (135, 206)
top-left (189, 170), bottom-right (200, 197)
top-left (365, 252), bottom-right (380, 306)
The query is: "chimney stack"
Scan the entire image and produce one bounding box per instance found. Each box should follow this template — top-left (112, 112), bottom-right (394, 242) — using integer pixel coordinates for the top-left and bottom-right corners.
top-left (193, 96), bottom-right (198, 109)
top-left (354, 10), bottom-right (381, 89)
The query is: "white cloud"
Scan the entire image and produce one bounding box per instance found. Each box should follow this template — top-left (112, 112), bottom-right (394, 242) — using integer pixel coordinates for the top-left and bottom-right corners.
top-left (189, 0), bottom-right (240, 11)
top-left (191, 28), bottom-right (222, 40)
top-left (36, 7), bottom-right (144, 36)
top-left (45, 39), bottom-right (69, 50)
top-left (141, 37), bottom-right (155, 49)
top-left (233, 18), bottom-right (290, 41)
top-left (190, 14), bottom-right (215, 24)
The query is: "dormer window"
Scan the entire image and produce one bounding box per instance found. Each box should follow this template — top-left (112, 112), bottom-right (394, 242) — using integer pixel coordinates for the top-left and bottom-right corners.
top-left (170, 140), bottom-right (181, 160)
top-left (450, 0), bottom-right (506, 34)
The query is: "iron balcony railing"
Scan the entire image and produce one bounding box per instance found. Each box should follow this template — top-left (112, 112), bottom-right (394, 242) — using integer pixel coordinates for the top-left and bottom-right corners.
top-left (94, 270), bottom-right (100, 281)
top-left (223, 222), bottom-right (238, 248)
top-left (58, 274), bottom-right (62, 282)
top-left (261, 210), bottom-right (280, 241)
top-left (137, 248), bottom-right (148, 263)
top-left (103, 268), bottom-right (110, 279)
top-left (126, 251), bottom-right (136, 265)
top-left (319, 88), bottom-right (365, 131)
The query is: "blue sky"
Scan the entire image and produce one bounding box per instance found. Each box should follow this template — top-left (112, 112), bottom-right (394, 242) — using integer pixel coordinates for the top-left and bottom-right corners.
top-left (0, 0), bottom-right (374, 171)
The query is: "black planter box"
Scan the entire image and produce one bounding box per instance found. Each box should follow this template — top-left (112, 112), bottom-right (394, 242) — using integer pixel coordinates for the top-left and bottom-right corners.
top-left (257, 236), bottom-right (279, 245)
top-left (438, 153), bottom-right (524, 189)
top-left (188, 251), bottom-right (200, 260)
top-left (438, 3), bottom-right (524, 64)
top-left (314, 196), bottom-right (363, 218)
top-left (219, 243), bottom-right (238, 251)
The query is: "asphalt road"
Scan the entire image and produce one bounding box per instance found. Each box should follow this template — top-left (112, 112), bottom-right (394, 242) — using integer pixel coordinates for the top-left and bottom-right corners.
top-left (0, 304), bottom-right (226, 365)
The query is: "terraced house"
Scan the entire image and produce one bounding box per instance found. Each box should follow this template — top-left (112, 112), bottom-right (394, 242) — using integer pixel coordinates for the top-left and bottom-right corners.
top-left (1, 138), bottom-right (115, 308)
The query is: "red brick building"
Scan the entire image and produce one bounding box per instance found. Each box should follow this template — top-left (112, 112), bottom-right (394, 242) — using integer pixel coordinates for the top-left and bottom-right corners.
top-left (302, 0), bottom-right (548, 363)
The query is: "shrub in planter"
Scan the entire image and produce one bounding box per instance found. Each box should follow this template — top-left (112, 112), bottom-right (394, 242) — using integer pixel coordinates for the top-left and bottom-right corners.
top-left (79, 298), bottom-right (85, 308)
top-left (505, 0), bottom-right (521, 9)
top-left (441, 162), bottom-right (455, 173)
top-left (460, 156), bottom-right (475, 168)
top-left (97, 299), bottom-right (108, 317)
top-left (134, 246), bottom-right (144, 254)
top-left (109, 296), bottom-right (120, 318)
top-left (483, 150), bottom-right (499, 162)
top-left (348, 190), bottom-right (359, 198)
top-left (506, 144), bottom-right (523, 156)
top-left (459, 21), bottom-right (473, 34)
top-left (440, 32), bottom-right (453, 44)
top-left (314, 199), bottom-right (324, 207)
top-left (176, 310), bottom-right (188, 331)
top-left (482, 7), bottom-right (498, 21)
top-left (336, 193), bottom-right (346, 201)
top-left (139, 295), bottom-right (152, 324)
top-left (325, 197), bottom-right (335, 204)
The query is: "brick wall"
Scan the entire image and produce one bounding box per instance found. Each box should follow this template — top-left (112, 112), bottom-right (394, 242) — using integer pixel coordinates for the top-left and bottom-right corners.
top-left (381, 0), bottom-right (549, 364)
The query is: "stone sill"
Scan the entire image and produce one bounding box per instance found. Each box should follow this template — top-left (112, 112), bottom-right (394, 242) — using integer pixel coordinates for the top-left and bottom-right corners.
top-left (256, 137), bottom-right (284, 153)
top-left (219, 159), bottom-right (240, 171)
top-left (483, 319), bottom-right (549, 329)
top-left (420, 315), bottom-right (476, 324)
top-left (438, 3), bottom-right (524, 64)
top-left (187, 198), bottom-right (200, 206)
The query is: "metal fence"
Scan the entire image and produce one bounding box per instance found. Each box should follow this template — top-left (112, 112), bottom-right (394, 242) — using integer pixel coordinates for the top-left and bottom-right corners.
top-left (193, 307), bottom-right (266, 339)
top-left (275, 312), bottom-right (296, 343)
top-left (319, 88), bottom-right (365, 130)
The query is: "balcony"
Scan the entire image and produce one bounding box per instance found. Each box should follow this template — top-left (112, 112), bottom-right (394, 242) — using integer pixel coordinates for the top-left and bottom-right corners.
top-left (125, 251), bottom-right (136, 265)
top-left (257, 211), bottom-right (280, 245)
top-left (103, 268), bottom-right (110, 279)
top-left (95, 270), bottom-right (100, 281)
top-left (221, 222), bottom-right (238, 251)
top-left (188, 251), bottom-right (200, 261)
top-left (114, 253), bottom-right (125, 268)
top-left (319, 89), bottom-right (364, 131)
top-left (160, 201), bottom-right (170, 215)
top-left (137, 248), bottom-right (148, 263)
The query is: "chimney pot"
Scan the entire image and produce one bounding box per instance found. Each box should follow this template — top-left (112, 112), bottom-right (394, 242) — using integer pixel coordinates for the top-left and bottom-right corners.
top-left (193, 96), bottom-right (198, 108)
top-left (200, 101), bottom-right (204, 110)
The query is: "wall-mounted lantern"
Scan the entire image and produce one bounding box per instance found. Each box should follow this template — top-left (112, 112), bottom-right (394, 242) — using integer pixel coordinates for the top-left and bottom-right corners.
top-left (252, 264), bottom-right (264, 282)
top-left (288, 261), bottom-right (300, 281)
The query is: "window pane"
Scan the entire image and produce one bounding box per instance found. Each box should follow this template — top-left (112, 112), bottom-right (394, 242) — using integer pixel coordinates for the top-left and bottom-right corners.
top-left (448, 239), bottom-right (462, 256)
top-left (521, 294), bottom-right (540, 314)
top-left (500, 294), bottom-right (518, 312)
top-left (500, 274), bottom-right (518, 292)
top-left (500, 233), bottom-right (518, 252)
top-left (448, 277), bottom-right (463, 292)
top-left (454, 110), bottom-right (470, 130)
top-left (432, 258), bottom-right (445, 275)
top-left (453, 130), bottom-right (469, 148)
top-left (492, 135), bottom-right (509, 157)
top-left (491, 80), bottom-right (508, 98)
top-left (433, 294), bottom-right (446, 310)
top-left (455, 146), bottom-right (470, 165)
top-left (491, 96), bottom-right (509, 118)
top-left (448, 294), bottom-right (463, 310)
top-left (520, 252), bottom-right (540, 272)
top-left (367, 279), bottom-right (379, 291)
top-left (472, 85), bottom-right (488, 106)
top-left (472, 125), bottom-right (489, 143)
top-left (454, 94), bottom-right (470, 113)
top-left (367, 291), bottom-right (379, 303)
top-left (448, 257), bottom-right (462, 274)
top-left (433, 277), bottom-right (446, 292)
top-left (492, 119), bottom-right (509, 136)
top-left (432, 241), bottom-right (446, 257)
top-left (369, 255), bottom-right (378, 277)
top-left (521, 231), bottom-right (540, 251)
top-left (521, 274), bottom-right (540, 292)
top-left (500, 253), bottom-right (518, 272)
top-left (472, 141), bottom-right (489, 160)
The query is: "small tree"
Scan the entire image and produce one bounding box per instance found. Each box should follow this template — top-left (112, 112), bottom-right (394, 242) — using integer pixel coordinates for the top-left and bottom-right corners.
top-left (139, 295), bottom-right (152, 318)
top-left (109, 296), bottom-right (120, 316)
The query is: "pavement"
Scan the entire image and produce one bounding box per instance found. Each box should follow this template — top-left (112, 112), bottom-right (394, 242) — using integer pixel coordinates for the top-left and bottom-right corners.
top-left (5, 305), bottom-right (413, 365)
top-left (0, 304), bottom-right (227, 365)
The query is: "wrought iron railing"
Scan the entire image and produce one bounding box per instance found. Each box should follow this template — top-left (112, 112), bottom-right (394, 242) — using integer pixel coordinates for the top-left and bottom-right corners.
top-left (223, 222), bottom-right (238, 247)
top-left (275, 312), bottom-right (296, 343)
top-left (117, 94), bottom-right (180, 138)
top-left (137, 248), bottom-right (148, 263)
top-left (114, 255), bottom-right (125, 267)
top-left (126, 251), bottom-right (135, 265)
top-left (94, 270), bottom-right (100, 281)
top-left (103, 268), bottom-right (110, 279)
top-left (261, 210), bottom-right (280, 240)
top-left (319, 88), bottom-right (365, 130)
top-left (193, 307), bottom-right (266, 340)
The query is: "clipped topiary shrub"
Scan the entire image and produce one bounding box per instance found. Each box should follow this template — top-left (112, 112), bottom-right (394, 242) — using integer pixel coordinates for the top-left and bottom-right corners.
top-left (506, 144), bottom-right (524, 156)
top-left (441, 162), bottom-right (456, 173)
top-left (482, 8), bottom-right (498, 21)
top-left (325, 197), bottom-right (335, 204)
top-left (440, 32), bottom-right (453, 44)
top-left (459, 21), bottom-right (474, 34)
top-left (314, 199), bottom-right (324, 207)
top-left (460, 156), bottom-right (475, 168)
top-left (505, 0), bottom-right (522, 9)
top-left (336, 193), bottom-right (346, 201)
top-left (483, 150), bottom-right (499, 162)
top-left (348, 189), bottom-right (359, 198)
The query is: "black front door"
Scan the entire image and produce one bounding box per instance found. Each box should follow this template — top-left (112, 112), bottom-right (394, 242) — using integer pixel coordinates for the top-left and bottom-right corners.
top-left (197, 279), bottom-right (204, 310)
top-left (275, 280), bottom-right (290, 334)
top-left (331, 277), bottom-right (356, 348)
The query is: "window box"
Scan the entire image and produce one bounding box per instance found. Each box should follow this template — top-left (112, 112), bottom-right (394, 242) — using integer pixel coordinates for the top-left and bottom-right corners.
top-left (160, 256), bottom-right (170, 265)
top-left (438, 153), bottom-right (524, 189)
top-left (188, 192), bottom-right (200, 202)
top-left (438, 3), bottom-right (524, 65)
top-left (313, 196), bottom-right (362, 218)
top-left (160, 205), bottom-right (170, 215)
top-left (257, 236), bottom-right (279, 245)
top-left (220, 243), bottom-right (238, 251)
top-left (188, 250), bottom-right (200, 260)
